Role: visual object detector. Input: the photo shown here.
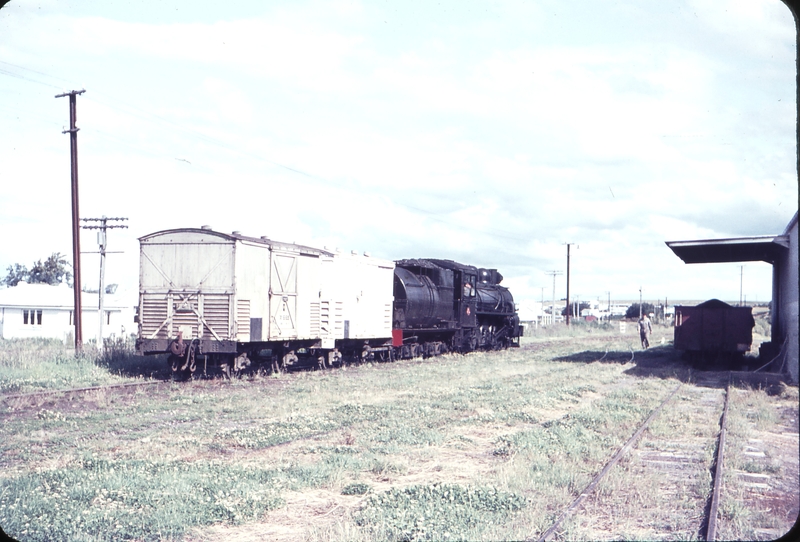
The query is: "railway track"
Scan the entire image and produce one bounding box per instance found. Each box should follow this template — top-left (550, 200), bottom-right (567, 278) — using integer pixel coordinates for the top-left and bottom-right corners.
top-left (0, 379), bottom-right (164, 404)
top-left (531, 373), bottom-right (733, 541)
top-left (0, 336), bottom-right (583, 407)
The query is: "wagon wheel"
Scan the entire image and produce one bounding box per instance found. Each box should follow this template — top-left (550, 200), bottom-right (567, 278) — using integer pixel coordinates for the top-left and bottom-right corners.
top-left (230, 352), bottom-right (250, 378)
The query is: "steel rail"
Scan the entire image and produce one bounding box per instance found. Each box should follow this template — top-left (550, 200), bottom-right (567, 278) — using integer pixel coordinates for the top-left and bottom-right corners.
top-left (0, 380), bottom-right (162, 403)
top-left (705, 374), bottom-right (731, 541)
top-left (532, 382), bottom-right (683, 542)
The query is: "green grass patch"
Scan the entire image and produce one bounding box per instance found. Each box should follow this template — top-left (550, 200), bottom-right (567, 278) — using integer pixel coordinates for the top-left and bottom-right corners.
top-left (354, 483), bottom-right (527, 541)
top-left (222, 415), bottom-right (341, 449)
top-left (0, 457), bottom-right (331, 541)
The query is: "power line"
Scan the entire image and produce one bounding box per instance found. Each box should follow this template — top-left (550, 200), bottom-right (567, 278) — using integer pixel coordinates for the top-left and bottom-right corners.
top-left (0, 67), bottom-right (63, 89)
top-left (3, 60), bottom-right (535, 242)
top-left (0, 60), bottom-right (72, 84)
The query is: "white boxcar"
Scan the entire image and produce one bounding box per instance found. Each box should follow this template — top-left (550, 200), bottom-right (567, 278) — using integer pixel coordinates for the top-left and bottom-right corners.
top-left (136, 227), bottom-right (394, 367)
top-left (324, 250), bottom-right (395, 341)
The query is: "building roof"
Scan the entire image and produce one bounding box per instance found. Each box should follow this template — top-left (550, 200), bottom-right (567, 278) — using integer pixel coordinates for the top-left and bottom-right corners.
top-left (665, 234), bottom-right (789, 264)
top-left (0, 282), bottom-right (133, 310)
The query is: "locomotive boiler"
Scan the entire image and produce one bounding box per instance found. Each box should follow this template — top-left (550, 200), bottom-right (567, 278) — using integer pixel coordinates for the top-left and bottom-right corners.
top-left (392, 259), bottom-right (480, 356)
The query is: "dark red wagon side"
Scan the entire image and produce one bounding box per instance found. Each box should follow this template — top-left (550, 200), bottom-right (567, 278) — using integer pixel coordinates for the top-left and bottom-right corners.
top-left (674, 299), bottom-right (756, 361)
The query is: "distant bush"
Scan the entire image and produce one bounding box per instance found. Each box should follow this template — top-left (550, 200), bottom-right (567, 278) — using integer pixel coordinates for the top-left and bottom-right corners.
top-left (625, 303), bottom-right (655, 319)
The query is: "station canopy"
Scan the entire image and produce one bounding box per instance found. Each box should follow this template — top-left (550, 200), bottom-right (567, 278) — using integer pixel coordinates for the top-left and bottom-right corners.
top-left (665, 234), bottom-right (789, 264)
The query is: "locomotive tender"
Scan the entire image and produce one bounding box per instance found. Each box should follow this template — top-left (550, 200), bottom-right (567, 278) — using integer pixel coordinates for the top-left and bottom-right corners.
top-left (136, 227), bottom-right (520, 377)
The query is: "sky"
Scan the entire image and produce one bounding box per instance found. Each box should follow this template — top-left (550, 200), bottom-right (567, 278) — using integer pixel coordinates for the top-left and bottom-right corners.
top-left (0, 0), bottom-right (796, 311)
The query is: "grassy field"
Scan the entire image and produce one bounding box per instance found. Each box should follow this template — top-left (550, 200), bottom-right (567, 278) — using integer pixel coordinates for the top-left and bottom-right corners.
top-left (0, 337), bottom-right (170, 395)
top-left (0, 325), bottom-right (797, 541)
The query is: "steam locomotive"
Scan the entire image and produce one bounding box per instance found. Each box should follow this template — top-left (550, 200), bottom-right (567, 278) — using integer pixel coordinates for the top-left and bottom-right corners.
top-left (135, 227), bottom-right (520, 377)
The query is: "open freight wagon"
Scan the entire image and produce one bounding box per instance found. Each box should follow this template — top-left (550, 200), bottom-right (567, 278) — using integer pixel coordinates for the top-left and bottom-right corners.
top-left (673, 299), bottom-right (756, 367)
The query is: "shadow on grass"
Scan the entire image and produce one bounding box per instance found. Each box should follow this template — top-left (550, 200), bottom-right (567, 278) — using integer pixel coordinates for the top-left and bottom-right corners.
top-left (553, 344), bottom-right (787, 391)
top-left (552, 344), bottom-right (678, 366)
top-left (97, 352), bottom-right (173, 380)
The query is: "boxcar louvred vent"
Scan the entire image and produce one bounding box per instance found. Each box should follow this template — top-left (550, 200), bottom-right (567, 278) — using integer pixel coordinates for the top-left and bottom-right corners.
top-left (237, 300), bottom-right (251, 337)
top-left (141, 294), bottom-right (167, 339)
top-left (202, 294), bottom-right (230, 339)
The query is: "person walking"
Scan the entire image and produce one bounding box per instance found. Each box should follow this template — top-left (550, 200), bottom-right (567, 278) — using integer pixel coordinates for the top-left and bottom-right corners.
top-left (638, 314), bottom-right (652, 349)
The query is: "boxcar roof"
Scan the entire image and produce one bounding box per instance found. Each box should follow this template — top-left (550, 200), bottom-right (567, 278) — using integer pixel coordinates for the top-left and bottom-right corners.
top-left (139, 228), bottom-right (334, 256)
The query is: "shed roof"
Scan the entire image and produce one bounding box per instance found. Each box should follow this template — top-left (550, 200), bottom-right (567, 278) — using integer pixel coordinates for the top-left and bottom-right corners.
top-left (665, 234), bottom-right (789, 264)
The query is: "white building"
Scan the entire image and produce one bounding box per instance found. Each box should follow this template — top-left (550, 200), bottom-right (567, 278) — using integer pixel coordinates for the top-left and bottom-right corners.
top-left (0, 282), bottom-right (135, 343)
top-left (517, 300), bottom-right (544, 323)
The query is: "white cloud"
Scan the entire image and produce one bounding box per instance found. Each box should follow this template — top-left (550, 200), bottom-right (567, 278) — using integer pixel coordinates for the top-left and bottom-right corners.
top-left (0, 0), bottom-right (793, 304)
top-left (201, 78), bottom-right (254, 125)
top-left (688, 0), bottom-right (796, 57)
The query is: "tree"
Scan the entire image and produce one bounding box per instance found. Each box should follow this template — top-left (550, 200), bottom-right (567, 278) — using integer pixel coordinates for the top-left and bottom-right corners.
top-left (2, 253), bottom-right (73, 287)
top-left (2, 263), bottom-right (28, 287)
top-left (562, 301), bottom-right (592, 316)
top-left (625, 303), bottom-right (655, 319)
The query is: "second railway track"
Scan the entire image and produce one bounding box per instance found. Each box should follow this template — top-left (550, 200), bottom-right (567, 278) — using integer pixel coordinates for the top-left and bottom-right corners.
top-left (533, 372), bottom-right (734, 541)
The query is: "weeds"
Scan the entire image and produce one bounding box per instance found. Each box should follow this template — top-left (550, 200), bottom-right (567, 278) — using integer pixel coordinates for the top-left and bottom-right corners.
top-left (354, 483), bottom-right (527, 541)
top-left (1, 335), bottom-right (795, 541)
top-left (223, 416), bottom-right (340, 449)
top-left (0, 337), bottom-right (166, 394)
top-left (342, 483), bottom-right (371, 496)
top-left (0, 458), bottom-right (316, 541)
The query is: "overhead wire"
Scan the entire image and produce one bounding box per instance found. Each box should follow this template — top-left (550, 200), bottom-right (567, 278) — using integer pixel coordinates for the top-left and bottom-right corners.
top-left (0, 60), bottom-right (534, 243)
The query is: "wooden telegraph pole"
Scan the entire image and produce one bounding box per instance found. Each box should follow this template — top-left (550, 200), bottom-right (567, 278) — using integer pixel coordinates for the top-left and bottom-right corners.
top-left (81, 217), bottom-right (128, 346)
top-left (56, 89), bottom-right (86, 353)
top-left (545, 270), bottom-right (563, 325)
top-left (564, 243), bottom-right (576, 325)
